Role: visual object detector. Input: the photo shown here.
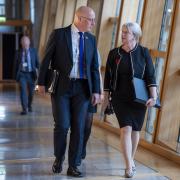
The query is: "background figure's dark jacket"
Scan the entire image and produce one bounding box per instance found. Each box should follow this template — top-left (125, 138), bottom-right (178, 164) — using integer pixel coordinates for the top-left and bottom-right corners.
top-left (104, 44), bottom-right (157, 92)
top-left (14, 48), bottom-right (40, 81)
top-left (38, 25), bottom-right (100, 96)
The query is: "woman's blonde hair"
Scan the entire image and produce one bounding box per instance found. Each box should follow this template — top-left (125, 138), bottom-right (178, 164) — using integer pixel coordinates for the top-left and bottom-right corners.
top-left (123, 22), bottom-right (142, 42)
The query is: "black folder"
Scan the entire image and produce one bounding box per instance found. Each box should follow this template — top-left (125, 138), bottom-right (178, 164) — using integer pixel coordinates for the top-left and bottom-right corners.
top-left (132, 77), bottom-right (161, 109)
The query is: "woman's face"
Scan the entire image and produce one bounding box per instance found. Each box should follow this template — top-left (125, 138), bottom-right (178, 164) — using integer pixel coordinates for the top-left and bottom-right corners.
top-left (121, 26), bottom-right (135, 45)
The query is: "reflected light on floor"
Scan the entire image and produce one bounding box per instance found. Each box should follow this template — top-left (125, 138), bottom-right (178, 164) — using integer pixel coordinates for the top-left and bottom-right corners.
top-left (0, 106), bottom-right (6, 119)
top-left (0, 166), bottom-right (6, 179)
top-left (0, 139), bottom-right (10, 143)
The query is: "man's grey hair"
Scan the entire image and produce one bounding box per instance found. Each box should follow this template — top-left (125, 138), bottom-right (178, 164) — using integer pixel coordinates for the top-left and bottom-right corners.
top-left (123, 22), bottom-right (142, 42)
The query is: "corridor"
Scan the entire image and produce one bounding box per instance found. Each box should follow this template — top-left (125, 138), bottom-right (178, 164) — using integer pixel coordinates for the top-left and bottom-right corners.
top-left (0, 83), bottom-right (170, 179)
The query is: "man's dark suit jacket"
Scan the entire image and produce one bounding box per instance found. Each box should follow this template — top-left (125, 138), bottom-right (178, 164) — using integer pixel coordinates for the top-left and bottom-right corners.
top-left (38, 25), bottom-right (100, 96)
top-left (14, 48), bottom-right (39, 81)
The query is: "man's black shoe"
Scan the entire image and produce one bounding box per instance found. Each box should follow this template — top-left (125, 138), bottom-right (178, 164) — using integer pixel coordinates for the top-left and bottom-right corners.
top-left (67, 166), bottom-right (83, 177)
top-left (52, 158), bottom-right (62, 173)
top-left (20, 110), bottom-right (27, 115)
top-left (81, 150), bottom-right (86, 160)
top-left (28, 107), bottom-right (32, 112)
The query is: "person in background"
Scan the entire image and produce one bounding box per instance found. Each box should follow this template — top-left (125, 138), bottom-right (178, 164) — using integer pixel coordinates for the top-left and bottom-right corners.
top-left (103, 22), bottom-right (157, 178)
top-left (37, 6), bottom-right (100, 178)
top-left (81, 50), bottom-right (104, 160)
top-left (14, 35), bottom-right (39, 115)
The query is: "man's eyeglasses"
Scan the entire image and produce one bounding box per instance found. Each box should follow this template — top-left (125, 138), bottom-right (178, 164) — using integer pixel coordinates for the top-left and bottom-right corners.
top-left (80, 16), bottom-right (95, 23)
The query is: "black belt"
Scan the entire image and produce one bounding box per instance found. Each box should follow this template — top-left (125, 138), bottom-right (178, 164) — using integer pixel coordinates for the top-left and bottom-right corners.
top-left (69, 78), bottom-right (87, 81)
top-left (20, 71), bottom-right (33, 73)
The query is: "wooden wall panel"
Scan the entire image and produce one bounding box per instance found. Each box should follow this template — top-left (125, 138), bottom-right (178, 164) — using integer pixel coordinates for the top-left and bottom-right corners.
top-left (97, 0), bottom-right (118, 66)
top-left (45, 0), bottom-right (58, 42)
top-left (76, 0), bottom-right (88, 9)
top-left (38, 0), bottom-right (50, 60)
top-left (33, 0), bottom-right (45, 49)
top-left (87, 0), bottom-right (103, 38)
top-left (54, 0), bottom-right (66, 29)
top-left (63, 0), bottom-right (76, 27)
top-left (96, 0), bottom-right (118, 126)
top-left (116, 0), bottom-right (140, 46)
top-left (55, 0), bottom-right (88, 29)
top-left (24, 0), bottom-right (30, 20)
top-left (38, 0), bottom-right (58, 60)
top-left (141, 0), bottom-right (165, 49)
top-left (157, 2), bottom-right (180, 149)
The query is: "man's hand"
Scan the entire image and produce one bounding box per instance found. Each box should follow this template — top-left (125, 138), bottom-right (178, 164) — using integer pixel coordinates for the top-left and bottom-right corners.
top-left (37, 85), bottom-right (46, 95)
top-left (91, 93), bottom-right (100, 106)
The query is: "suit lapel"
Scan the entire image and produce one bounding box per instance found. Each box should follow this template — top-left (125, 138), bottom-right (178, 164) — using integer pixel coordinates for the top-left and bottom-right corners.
top-left (65, 26), bottom-right (73, 64)
top-left (84, 33), bottom-right (90, 64)
top-left (29, 48), bottom-right (32, 61)
top-left (29, 48), bottom-right (34, 68)
top-left (19, 49), bottom-right (23, 64)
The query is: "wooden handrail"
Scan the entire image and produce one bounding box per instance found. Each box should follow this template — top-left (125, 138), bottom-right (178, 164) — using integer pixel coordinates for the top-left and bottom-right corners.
top-left (0, 20), bottom-right (32, 26)
top-left (108, 17), bottom-right (118, 23)
top-left (149, 49), bottom-right (167, 59)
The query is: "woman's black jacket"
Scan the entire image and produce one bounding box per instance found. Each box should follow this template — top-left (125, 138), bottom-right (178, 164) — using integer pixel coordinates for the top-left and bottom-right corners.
top-left (104, 44), bottom-right (157, 92)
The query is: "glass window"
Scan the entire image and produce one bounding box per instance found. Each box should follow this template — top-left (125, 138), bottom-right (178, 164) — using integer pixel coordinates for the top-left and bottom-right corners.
top-left (136, 0), bottom-right (144, 24)
top-left (0, 0), bottom-right (5, 4)
top-left (116, 0), bottom-right (144, 46)
top-left (141, 56), bottom-right (165, 142)
top-left (30, 0), bottom-right (35, 24)
top-left (0, 0), bottom-right (5, 16)
top-left (158, 0), bottom-right (174, 51)
top-left (0, 6), bottom-right (5, 16)
top-left (142, 1), bottom-right (179, 154)
top-left (111, 0), bottom-right (121, 49)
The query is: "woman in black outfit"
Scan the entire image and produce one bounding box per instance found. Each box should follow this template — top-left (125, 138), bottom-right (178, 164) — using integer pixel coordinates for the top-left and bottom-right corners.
top-left (103, 22), bottom-right (157, 178)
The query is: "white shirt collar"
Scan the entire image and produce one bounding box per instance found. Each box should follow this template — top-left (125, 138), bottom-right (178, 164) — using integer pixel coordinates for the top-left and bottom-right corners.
top-left (71, 23), bottom-right (84, 34)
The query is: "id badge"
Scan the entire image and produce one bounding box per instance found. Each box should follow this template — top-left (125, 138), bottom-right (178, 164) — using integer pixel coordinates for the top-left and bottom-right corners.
top-left (23, 62), bottom-right (28, 67)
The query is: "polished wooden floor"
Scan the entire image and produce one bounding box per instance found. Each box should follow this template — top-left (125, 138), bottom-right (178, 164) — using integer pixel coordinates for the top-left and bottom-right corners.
top-left (0, 83), bottom-right (179, 179)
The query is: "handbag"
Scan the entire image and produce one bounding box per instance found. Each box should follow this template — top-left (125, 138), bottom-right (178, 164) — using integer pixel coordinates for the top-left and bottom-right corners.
top-left (104, 92), bottom-right (114, 115)
top-left (104, 101), bottom-right (114, 115)
top-left (132, 77), bottom-right (161, 108)
top-left (45, 61), bottom-right (59, 94)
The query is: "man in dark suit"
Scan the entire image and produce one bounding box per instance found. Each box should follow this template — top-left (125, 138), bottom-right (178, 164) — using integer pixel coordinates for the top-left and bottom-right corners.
top-left (37, 6), bottom-right (100, 177)
top-left (14, 36), bottom-right (39, 115)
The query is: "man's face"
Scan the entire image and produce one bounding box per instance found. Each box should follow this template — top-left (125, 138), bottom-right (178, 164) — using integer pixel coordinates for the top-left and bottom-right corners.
top-left (21, 37), bottom-right (30, 49)
top-left (78, 10), bottom-right (95, 32)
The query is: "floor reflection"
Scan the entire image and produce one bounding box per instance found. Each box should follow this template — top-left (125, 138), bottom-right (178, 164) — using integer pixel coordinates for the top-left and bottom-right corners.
top-left (0, 83), bottom-right (169, 179)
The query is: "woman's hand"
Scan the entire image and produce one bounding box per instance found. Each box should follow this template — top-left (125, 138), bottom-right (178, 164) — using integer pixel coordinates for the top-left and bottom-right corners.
top-left (100, 94), bottom-right (104, 103)
top-left (37, 85), bottom-right (46, 95)
top-left (148, 87), bottom-right (157, 107)
top-left (101, 92), bottom-right (110, 112)
top-left (146, 98), bottom-right (156, 107)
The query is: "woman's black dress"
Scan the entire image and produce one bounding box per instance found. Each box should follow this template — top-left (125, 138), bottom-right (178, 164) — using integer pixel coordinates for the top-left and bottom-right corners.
top-left (111, 48), bottom-right (146, 131)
